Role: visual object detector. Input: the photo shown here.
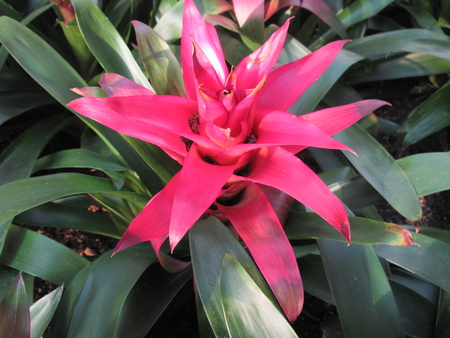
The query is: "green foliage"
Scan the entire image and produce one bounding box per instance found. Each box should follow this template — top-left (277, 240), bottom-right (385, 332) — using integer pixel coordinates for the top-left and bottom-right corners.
top-left (0, 0), bottom-right (449, 337)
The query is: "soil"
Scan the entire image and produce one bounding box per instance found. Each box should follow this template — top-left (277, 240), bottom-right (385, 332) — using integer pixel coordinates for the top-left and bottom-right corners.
top-left (3, 90), bottom-right (449, 337)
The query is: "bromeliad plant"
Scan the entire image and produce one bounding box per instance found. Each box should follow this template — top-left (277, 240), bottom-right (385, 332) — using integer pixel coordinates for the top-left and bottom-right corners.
top-left (0, 0), bottom-right (450, 337)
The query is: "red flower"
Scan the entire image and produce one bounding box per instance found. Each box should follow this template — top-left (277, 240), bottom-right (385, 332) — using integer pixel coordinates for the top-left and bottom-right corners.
top-left (68, 0), bottom-right (387, 320)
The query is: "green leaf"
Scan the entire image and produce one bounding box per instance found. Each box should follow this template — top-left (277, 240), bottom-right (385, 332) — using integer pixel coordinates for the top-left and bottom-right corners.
top-left (220, 254), bottom-right (299, 338)
top-left (318, 240), bottom-right (404, 338)
top-left (72, 0), bottom-right (152, 89)
top-left (0, 225), bottom-right (88, 285)
top-left (374, 233), bottom-right (450, 293)
top-left (14, 202), bottom-right (121, 238)
top-left (154, 0), bottom-right (184, 43)
top-left (338, 0), bottom-right (395, 29)
top-left (0, 16), bottom-right (87, 105)
top-left (401, 80), bottom-right (450, 147)
top-left (114, 264), bottom-right (192, 338)
top-left (0, 113), bottom-right (74, 253)
top-left (397, 152), bottom-right (450, 196)
top-left (133, 21), bottom-right (185, 96)
top-left (334, 124), bottom-right (422, 221)
top-left (0, 272), bottom-right (29, 338)
top-left (345, 28), bottom-right (450, 59)
top-left (190, 217), bottom-right (277, 338)
top-left (390, 280), bottom-right (436, 337)
top-left (345, 53), bottom-right (450, 84)
top-left (285, 212), bottom-right (415, 245)
top-left (435, 289), bottom-right (450, 337)
top-left (297, 255), bottom-right (333, 304)
top-left (63, 245), bottom-right (155, 338)
top-left (233, 0), bottom-right (264, 44)
top-left (30, 286), bottom-right (63, 338)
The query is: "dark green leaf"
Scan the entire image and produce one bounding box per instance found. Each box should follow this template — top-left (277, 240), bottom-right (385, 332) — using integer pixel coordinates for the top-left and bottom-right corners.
top-left (397, 152), bottom-right (450, 196)
top-left (334, 124), bottom-right (422, 220)
top-left (318, 240), bottom-right (404, 337)
top-left (62, 245), bottom-right (155, 338)
top-left (401, 80), bottom-right (450, 147)
top-left (0, 272), bottom-right (29, 338)
top-left (0, 225), bottom-right (88, 285)
top-left (285, 212), bottom-right (415, 245)
top-left (72, 0), bottom-right (151, 89)
top-left (190, 217), bottom-right (277, 338)
top-left (435, 289), bottom-right (450, 337)
top-left (220, 254), bottom-right (299, 338)
top-left (374, 233), bottom-right (450, 293)
top-left (133, 21), bottom-right (185, 96)
top-left (14, 202), bottom-right (121, 238)
top-left (30, 286), bottom-right (64, 338)
top-left (114, 264), bottom-right (192, 338)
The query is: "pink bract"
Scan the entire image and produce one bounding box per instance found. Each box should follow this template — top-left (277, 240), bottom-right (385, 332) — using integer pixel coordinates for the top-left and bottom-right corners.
top-left (67, 0), bottom-right (387, 321)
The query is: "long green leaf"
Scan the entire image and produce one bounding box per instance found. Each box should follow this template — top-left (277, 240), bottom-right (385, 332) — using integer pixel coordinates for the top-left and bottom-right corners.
top-left (0, 225), bottom-right (89, 285)
top-left (30, 286), bottom-right (64, 338)
top-left (374, 233), bottom-right (450, 293)
top-left (64, 245), bottom-right (155, 338)
top-left (318, 240), bottom-right (404, 338)
top-left (435, 289), bottom-right (450, 337)
top-left (0, 173), bottom-right (131, 225)
top-left (401, 80), bottom-right (450, 147)
top-left (345, 53), bottom-right (450, 84)
top-left (220, 254), bottom-right (299, 338)
top-left (0, 272), bottom-right (29, 338)
top-left (285, 212), bottom-right (415, 245)
top-left (114, 264), bottom-right (192, 338)
top-left (14, 202), bottom-right (121, 238)
top-left (190, 217), bottom-right (277, 338)
top-left (397, 152), bottom-right (450, 196)
top-left (72, 0), bottom-right (151, 89)
top-left (133, 21), bottom-right (185, 96)
top-left (335, 124), bottom-right (422, 221)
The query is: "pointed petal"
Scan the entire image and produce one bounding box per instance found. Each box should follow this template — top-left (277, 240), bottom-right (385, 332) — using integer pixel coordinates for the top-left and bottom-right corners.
top-left (114, 172), bottom-right (181, 254)
top-left (192, 40), bottom-right (223, 93)
top-left (99, 73), bottom-right (155, 96)
top-left (244, 147), bottom-right (350, 241)
top-left (182, 0), bottom-right (228, 98)
top-left (217, 183), bottom-right (303, 321)
top-left (151, 236), bottom-right (191, 273)
top-left (222, 109), bottom-right (356, 157)
top-left (302, 100), bottom-right (389, 135)
top-left (68, 97), bottom-right (187, 157)
top-left (257, 40), bottom-right (348, 111)
top-left (86, 95), bottom-right (196, 133)
top-left (234, 19), bottom-right (291, 89)
top-left (169, 147), bottom-right (236, 250)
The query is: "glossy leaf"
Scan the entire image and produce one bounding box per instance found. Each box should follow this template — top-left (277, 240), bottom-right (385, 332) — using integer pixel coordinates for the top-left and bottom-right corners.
top-left (338, 0), bottom-right (395, 29)
top-left (64, 246), bottom-right (155, 338)
top-left (0, 16), bottom-right (87, 105)
top-left (190, 217), bottom-right (278, 338)
top-left (374, 233), bottom-right (450, 293)
top-left (154, 0), bottom-right (184, 43)
top-left (133, 21), bottom-right (186, 96)
top-left (401, 80), bottom-right (450, 147)
top-left (30, 286), bottom-right (63, 338)
top-left (0, 173), bottom-right (134, 225)
top-left (334, 124), bottom-right (422, 221)
top-left (0, 272), bottom-right (29, 338)
top-left (285, 212), bottom-right (416, 245)
top-left (435, 289), bottom-right (450, 337)
top-left (318, 240), bottom-right (404, 337)
top-left (220, 254), bottom-right (299, 338)
top-left (14, 202), bottom-right (120, 238)
top-left (72, 0), bottom-right (151, 89)
top-left (397, 152), bottom-right (450, 196)
top-left (345, 53), bottom-right (450, 84)
top-left (0, 225), bottom-right (88, 285)
top-left (114, 264), bottom-right (192, 338)
top-left (233, 0), bottom-right (264, 43)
